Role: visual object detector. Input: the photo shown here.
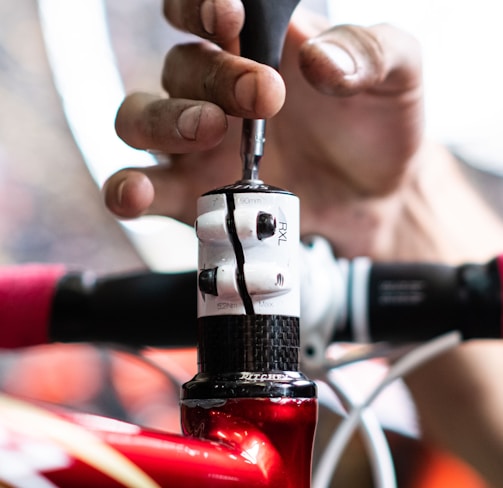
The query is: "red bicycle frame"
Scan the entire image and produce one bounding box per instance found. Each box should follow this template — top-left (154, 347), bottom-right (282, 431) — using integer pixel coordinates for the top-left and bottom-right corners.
top-left (0, 391), bottom-right (315, 487)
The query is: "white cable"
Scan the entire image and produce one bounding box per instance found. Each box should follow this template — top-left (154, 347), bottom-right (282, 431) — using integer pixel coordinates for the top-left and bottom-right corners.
top-left (320, 370), bottom-right (397, 488)
top-left (312, 331), bottom-right (461, 488)
top-left (316, 380), bottom-right (346, 416)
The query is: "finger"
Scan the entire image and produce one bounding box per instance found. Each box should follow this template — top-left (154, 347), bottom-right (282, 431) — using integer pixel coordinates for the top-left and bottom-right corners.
top-left (103, 169), bottom-right (155, 219)
top-left (115, 92), bottom-right (228, 153)
top-left (163, 0), bottom-right (244, 46)
top-left (103, 166), bottom-right (198, 224)
top-left (298, 23), bottom-right (422, 97)
top-left (163, 42), bottom-right (286, 119)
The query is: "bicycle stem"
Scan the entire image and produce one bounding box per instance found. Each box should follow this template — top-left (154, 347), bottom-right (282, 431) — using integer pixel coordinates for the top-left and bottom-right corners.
top-left (181, 154), bottom-right (318, 476)
top-left (181, 1), bottom-right (317, 486)
top-left (181, 164), bottom-right (316, 487)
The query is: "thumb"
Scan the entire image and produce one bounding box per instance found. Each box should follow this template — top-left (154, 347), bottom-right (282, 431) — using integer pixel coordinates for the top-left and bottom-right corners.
top-left (298, 23), bottom-right (422, 96)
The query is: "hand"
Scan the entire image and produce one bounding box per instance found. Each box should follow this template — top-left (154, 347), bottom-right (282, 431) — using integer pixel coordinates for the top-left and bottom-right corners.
top-left (104, 1), bottom-right (436, 259)
top-left (104, 0), bottom-right (503, 263)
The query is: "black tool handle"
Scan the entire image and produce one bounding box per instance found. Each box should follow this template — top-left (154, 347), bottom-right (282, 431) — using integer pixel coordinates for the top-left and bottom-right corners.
top-left (240, 0), bottom-right (300, 69)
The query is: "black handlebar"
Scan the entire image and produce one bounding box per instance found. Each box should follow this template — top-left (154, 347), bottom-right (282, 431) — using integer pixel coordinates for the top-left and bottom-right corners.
top-left (50, 256), bottom-right (503, 348)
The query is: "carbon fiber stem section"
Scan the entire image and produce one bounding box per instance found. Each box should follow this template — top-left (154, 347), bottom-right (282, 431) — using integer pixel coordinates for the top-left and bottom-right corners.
top-left (198, 314), bottom-right (300, 373)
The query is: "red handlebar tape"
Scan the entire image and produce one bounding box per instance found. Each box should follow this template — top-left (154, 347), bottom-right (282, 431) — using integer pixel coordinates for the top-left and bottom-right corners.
top-left (0, 264), bottom-right (66, 348)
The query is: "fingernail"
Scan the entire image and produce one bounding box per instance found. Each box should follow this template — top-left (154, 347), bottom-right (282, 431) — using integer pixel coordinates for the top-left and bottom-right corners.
top-left (177, 106), bottom-right (202, 140)
top-left (116, 178), bottom-right (126, 207)
top-left (312, 41), bottom-right (356, 75)
top-left (201, 0), bottom-right (216, 35)
top-left (235, 72), bottom-right (257, 112)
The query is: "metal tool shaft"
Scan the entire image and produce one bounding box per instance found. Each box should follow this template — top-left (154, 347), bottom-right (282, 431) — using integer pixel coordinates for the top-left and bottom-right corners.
top-left (241, 118), bottom-right (266, 181)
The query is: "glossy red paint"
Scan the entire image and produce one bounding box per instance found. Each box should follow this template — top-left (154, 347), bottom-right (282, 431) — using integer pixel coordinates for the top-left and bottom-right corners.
top-left (0, 394), bottom-right (316, 487)
top-left (181, 397), bottom-right (318, 487)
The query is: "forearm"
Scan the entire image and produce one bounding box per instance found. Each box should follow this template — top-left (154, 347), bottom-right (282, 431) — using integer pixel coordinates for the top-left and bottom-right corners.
top-left (393, 141), bottom-right (503, 264)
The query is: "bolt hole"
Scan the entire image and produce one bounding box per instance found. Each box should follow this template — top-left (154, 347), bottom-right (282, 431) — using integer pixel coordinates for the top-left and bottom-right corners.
top-left (304, 345), bottom-right (316, 357)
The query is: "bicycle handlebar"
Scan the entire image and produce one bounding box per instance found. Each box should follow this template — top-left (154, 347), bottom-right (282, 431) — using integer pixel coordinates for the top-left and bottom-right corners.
top-left (1, 239), bottom-right (498, 358)
top-left (353, 256), bottom-right (501, 342)
top-left (299, 236), bottom-right (503, 367)
top-left (43, 239), bottom-right (503, 354)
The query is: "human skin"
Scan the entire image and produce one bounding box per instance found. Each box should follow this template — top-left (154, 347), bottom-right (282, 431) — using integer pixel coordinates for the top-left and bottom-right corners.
top-left (103, 1), bottom-right (503, 485)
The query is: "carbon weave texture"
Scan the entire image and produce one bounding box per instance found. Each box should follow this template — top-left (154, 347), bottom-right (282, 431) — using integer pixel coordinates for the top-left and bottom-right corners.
top-left (198, 315), bottom-right (300, 373)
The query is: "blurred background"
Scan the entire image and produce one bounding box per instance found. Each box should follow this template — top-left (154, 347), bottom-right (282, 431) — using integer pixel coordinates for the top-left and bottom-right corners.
top-left (0, 0), bottom-right (197, 275)
top-left (0, 0), bottom-right (141, 272)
